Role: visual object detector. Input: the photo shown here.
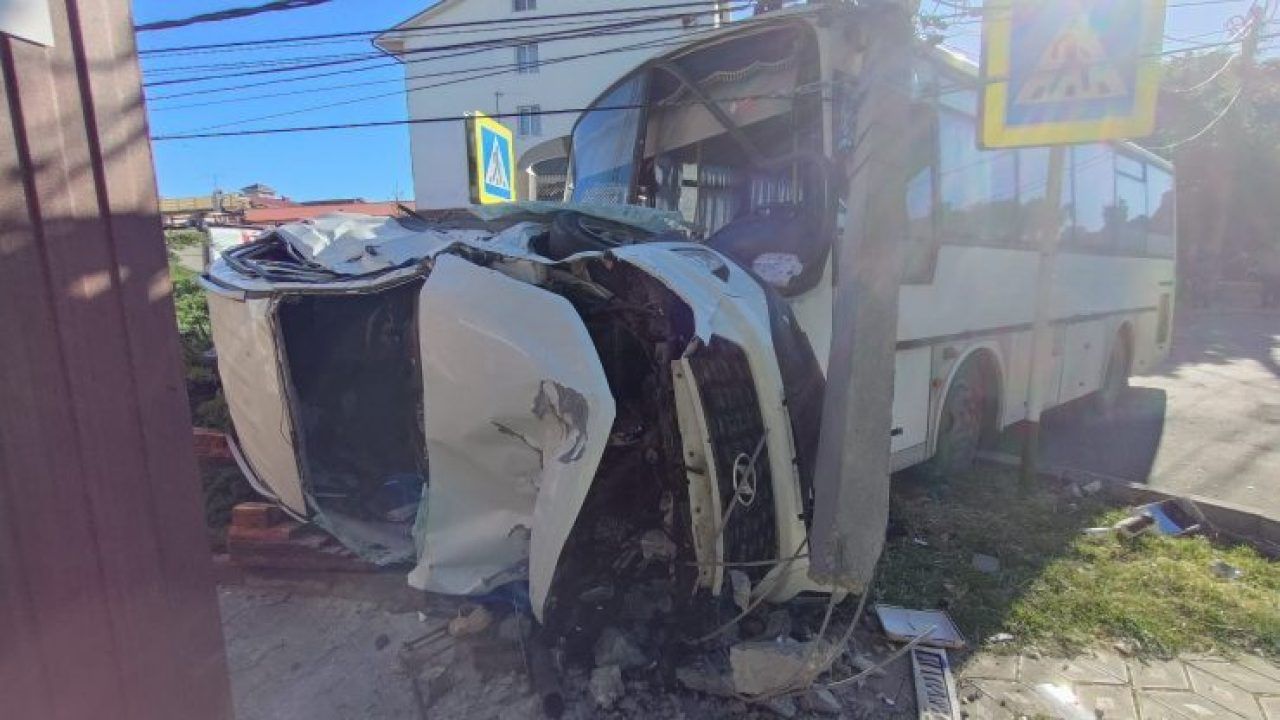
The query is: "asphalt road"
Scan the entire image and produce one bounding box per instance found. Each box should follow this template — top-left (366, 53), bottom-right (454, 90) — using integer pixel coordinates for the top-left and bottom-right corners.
top-left (1034, 309), bottom-right (1280, 518)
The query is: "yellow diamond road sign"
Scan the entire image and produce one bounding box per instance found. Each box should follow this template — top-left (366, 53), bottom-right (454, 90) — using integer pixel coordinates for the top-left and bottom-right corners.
top-left (980, 0), bottom-right (1166, 148)
top-left (468, 111), bottom-right (516, 205)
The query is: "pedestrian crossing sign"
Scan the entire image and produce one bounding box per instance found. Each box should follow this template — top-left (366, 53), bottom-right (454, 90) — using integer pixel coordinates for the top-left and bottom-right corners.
top-left (979, 0), bottom-right (1166, 148)
top-left (468, 111), bottom-right (516, 204)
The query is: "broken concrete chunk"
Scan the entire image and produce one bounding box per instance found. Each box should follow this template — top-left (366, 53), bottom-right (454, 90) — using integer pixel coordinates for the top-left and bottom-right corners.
top-left (594, 626), bottom-right (648, 670)
top-left (589, 665), bottom-right (625, 710)
top-left (971, 553), bottom-right (1000, 574)
top-left (761, 696), bottom-right (798, 718)
top-left (416, 666), bottom-right (452, 709)
top-left (730, 640), bottom-right (828, 696)
top-left (676, 662), bottom-right (737, 697)
top-left (800, 687), bottom-right (842, 715)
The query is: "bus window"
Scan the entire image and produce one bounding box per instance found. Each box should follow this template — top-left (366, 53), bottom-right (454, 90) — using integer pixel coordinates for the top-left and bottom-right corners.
top-left (902, 106), bottom-right (937, 283)
top-left (1147, 164), bottom-right (1175, 258)
top-left (1018, 147), bottom-right (1070, 247)
top-left (1070, 144), bottom-right (1116, 252)
top-left (938, 110), bottom-right (1016, 246)
top-left (1115, 153), bottom-right (1148, 255)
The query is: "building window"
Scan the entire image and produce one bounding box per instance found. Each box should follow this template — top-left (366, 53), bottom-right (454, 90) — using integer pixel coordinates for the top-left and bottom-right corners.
top-left (513, 0), bottom-right (536, 10)
top-left (516, 43), bottom-right (539, 73)
top-left (517, 105), bottom-right (542, 137)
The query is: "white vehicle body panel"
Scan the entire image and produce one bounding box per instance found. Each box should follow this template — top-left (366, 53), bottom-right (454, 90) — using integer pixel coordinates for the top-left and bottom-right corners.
top-left (206, 293), bottom-right (307, 515)
top-left (411, 254), bottom-right (616, 620)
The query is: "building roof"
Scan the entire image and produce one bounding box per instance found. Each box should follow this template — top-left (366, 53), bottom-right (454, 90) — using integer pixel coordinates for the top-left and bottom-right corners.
top-left (374, 0), bottom-right (468, 56)
top-left (242, 201), bottom-right (413, 226)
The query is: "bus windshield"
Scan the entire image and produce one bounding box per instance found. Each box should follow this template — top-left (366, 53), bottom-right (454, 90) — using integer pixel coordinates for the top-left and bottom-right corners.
top-left (567, 75), bottom-right (647, 205)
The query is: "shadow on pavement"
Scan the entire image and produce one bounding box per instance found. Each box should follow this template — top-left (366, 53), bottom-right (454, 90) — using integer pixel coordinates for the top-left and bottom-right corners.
top-left (1152, 309), bottom-right (1280, 380)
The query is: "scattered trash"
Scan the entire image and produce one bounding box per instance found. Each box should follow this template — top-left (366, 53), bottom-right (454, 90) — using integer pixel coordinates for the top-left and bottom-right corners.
top-left (875, 605), bottom-right (967, 649)
top-left (913, 536), bottom-right (930, 547)
top-left (729, 570), bottom-right (752, 614)
top-left (800, 687), bottom-right (843, 715)
top-left (911, 645), bottom-right (960, 720)
top-left (1031, 683), bottom-right (1093, 720)
top-left (594, 626), bottom-right (648, 670)
top-left (986, 632), bottom-right (1015, 645)
top-left (1081, 527), bottom-right (1112, 536)
top-left (1210, 559), bottom-right (1244, 581)
top-left (1115, 499), bottom-right (1206, 538)
top-left (588, 665), bottom-right (625, 710)
top-left (971, 553), bottom-right (1000, 574)
top-left (448, 604), bottom-right (493, 638)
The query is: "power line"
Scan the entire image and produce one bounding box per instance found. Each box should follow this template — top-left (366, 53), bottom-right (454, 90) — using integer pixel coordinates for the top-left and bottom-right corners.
top-left (142, 11), bottom-right (716, 87)
top-left (136, 0), bottom-right (331, 32)
top-left (143, 6), bottom-right (750, 102)
top-left (1149, 86), bottom-right (1243, 149)
top-left (137, 0), bottom-right (727, 55)
top-left (182, 27), bottom-right (726, 131)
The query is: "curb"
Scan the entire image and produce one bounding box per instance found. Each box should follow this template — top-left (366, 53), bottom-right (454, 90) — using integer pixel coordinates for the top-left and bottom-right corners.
top-left (977, 451), bottom-right (1280, 557)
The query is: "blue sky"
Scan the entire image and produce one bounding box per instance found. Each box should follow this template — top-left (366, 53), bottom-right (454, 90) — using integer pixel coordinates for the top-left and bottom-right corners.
top-left (137, 0), bottom-right (1259, 202)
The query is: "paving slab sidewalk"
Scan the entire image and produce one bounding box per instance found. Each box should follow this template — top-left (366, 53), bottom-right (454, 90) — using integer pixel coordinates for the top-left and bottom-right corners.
top-left (957, 648), bottom-right (1280, 719)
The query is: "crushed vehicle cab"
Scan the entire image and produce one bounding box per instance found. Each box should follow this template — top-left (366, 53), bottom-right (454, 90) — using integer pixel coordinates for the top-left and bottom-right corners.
top-left (205, 7), bottom-right (873, 642)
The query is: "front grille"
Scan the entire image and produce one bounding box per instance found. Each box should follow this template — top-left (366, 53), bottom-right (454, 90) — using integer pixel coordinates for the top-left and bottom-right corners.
top-left (688, 339), bottom-right (778, 582)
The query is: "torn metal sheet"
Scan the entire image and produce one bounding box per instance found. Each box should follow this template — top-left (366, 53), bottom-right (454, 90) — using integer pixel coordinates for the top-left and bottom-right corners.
top-left (470, 200), bottom-right (693, 236)
top-left (274, 212), bottom-right (486, 275)
top-left (410, 254), bottom-right (616, 620)
top-left (206, 293), bottom-right (307, 515)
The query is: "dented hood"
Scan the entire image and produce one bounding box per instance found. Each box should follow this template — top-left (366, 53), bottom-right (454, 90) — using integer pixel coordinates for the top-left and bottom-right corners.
top-left (409, 254), bottom-right (616, 620)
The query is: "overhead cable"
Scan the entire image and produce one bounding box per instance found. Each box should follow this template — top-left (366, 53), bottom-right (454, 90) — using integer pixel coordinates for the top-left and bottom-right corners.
top-left (136, 0), bottom-right (331, 32)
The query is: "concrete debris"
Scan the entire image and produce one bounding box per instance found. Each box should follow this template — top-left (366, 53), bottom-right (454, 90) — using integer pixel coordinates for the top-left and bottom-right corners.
top-left (729, 569), bottom-right (752, 613)
top-left (762, 608), bottom-right (793, 640)
top-left (676, 662), bottom-right (737, 697)
top-left (496, 612), bottom-right (533, 644)
top-left (761, 696), bottom-right (798, 718)
top-left (594, 626), bottom-right (648, 670)
top-left (415, 666), bottom-right (453, 710)
top-left (588, 665), bottom-right (625, 710)
top-left (800, 687), bottom-right (843, 715)
top-left (730, 640), bottom-right (828, 696)
top-left (639, 528), bottom-right (677, 561)
top-left (971, 553), bottom-right (1000, 574)
top-left (448, 604), bottom-right (493, 637)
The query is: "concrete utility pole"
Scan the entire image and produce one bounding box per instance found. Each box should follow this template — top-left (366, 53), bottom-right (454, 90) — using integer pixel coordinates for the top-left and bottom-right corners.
top-left (808, 2), bottom-right (915, 591)
top-left (1019, 146), bottom-right (1066, 486)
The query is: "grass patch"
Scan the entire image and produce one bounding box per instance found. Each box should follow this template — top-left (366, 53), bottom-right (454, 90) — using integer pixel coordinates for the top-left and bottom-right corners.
top-left (874, 468), bottom-right (1279, 659)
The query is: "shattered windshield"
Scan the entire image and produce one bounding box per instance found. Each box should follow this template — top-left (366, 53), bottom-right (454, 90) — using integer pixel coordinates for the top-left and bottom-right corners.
top-left (567, 74), bottom-right (647, 205)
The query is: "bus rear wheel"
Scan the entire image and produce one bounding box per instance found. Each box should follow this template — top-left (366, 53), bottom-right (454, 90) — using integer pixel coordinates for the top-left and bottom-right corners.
top-left (919, 357), bottom-right (989, 483)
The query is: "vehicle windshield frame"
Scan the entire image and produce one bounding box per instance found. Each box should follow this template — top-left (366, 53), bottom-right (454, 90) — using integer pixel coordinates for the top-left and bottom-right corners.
top-left (565, 71), bottom-right (650, 205)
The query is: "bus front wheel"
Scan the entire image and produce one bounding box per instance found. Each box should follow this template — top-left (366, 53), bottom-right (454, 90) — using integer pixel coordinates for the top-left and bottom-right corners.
top-left (919, 357), bottom-right (989, 483)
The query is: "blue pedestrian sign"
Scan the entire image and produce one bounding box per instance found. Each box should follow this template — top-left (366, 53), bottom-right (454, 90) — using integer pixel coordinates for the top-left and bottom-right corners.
top-left (468, 111), bottom-right (516, 204)
top-left (979, 0), bottom-right (1166, 148)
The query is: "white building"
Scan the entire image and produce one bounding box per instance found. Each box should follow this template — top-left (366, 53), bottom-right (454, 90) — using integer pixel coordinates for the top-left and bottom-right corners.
top-left (376, 0), bottom-right (728, 209)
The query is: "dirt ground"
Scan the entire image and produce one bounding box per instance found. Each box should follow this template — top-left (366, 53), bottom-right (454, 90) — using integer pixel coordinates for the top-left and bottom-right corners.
top-left (218, 574), bottom-right (921, 720)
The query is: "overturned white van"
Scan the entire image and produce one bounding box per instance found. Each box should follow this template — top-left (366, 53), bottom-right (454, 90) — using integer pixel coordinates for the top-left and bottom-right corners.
top-left (203, 204), bottom-right (827, 632)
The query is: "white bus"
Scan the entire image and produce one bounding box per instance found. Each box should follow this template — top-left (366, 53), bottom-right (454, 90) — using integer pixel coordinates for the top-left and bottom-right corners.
top-left (568, 7), bottom-right (1177, 482)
